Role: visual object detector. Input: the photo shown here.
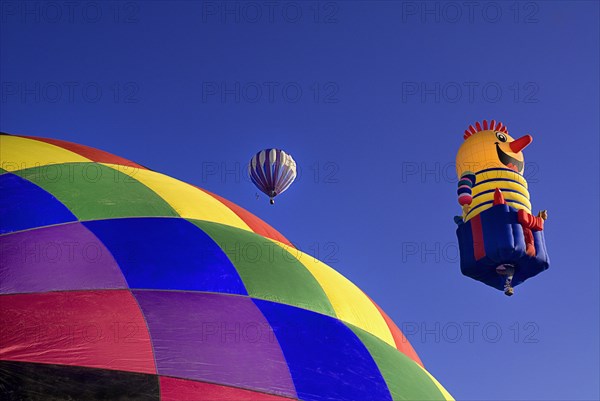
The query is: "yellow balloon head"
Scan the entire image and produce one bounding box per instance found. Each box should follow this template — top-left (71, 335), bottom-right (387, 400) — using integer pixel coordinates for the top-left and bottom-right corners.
top-left (456, 120), bottom-right (532, 178)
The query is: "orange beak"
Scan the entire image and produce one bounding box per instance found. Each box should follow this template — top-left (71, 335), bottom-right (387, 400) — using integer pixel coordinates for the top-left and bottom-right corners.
top-left (509, 135), bottom-right (533, 153)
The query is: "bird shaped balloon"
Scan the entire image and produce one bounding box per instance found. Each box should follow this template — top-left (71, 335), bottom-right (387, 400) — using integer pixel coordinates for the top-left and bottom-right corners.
top-left (454, 120), bottom-right (550, 296)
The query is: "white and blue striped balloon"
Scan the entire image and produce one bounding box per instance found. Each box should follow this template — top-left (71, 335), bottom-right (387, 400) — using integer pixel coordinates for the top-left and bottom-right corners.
top-left (248, 149), bottom-right (297, 204)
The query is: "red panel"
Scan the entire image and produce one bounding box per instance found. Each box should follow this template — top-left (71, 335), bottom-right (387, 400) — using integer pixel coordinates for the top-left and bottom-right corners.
top-left (493, 188), bottom-right (506, 205)
top-left (199, 188), bottom-right (295, 248)
top-left (471, 215), bottom-right (486, 261)
top-left (366, 296), bottom-right (424, 367)
top-left (19, 135), bottom-right (147, 169)
top-left (0, 290), bottom-right (156, 374)
top-left (160, 376), bottom-right (297, 401)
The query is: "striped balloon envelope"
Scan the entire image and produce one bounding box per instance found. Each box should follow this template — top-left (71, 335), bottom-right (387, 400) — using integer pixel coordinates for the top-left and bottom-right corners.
top-left (0, 133), bottom-right (453, 401)
top-left (249, 148), bottom-right (297, 204)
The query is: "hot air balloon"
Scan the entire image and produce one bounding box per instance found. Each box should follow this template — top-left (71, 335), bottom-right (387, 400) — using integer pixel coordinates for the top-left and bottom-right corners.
top-left (454, 121), bottom-right (550, 296)
top-left (0, 133), bottom-right (453, 400)
top-left (249, 148), bottom-right (296, 204)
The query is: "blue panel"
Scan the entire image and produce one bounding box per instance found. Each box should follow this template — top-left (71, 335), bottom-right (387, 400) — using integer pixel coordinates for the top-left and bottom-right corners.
top-left (456, 204), bottom-right (549, 291)
top-left (0, 173), bottom-right (77, 234)
top-left (254, 299), bottom-right (392, 401)
top-left (481, 204), bottom-right (523, 263)
top-left (83, 218), bottom-right (247, 295)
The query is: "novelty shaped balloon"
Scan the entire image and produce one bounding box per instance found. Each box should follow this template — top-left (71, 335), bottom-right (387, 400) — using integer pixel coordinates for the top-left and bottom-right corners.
top-left (454, 121), bottom-right (549, 296)
top-left (0, 133), bottom-right (453, 400)
top-left (249, 148), bottom-right (296, 204)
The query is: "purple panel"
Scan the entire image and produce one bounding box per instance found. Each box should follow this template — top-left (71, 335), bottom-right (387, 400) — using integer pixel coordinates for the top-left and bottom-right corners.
top-left (0, 223), bottom-right (127, 294)
top-left (133, 291), bottom-right (296, 398)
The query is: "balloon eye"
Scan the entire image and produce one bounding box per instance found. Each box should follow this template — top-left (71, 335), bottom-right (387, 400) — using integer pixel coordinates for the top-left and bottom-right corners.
top-left (495, 132), bottom-right (507, 142)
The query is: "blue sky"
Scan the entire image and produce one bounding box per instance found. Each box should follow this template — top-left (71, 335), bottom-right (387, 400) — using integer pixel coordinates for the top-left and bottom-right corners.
top-left (1, 1), bottom-right (599, 400)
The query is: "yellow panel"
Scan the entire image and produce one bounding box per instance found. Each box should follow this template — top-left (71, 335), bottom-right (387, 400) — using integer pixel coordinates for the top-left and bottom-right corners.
top-left (477, 169), bottom-right (527, 187)
top-left (0, 135), bottom-right (91, 172)
top-left (471, 189), bottom-right (532, 211)
top-left (274, 241), bottom-right (396, 347)
top-left (102, 164), bottom-right (252, 231)
top-left (419, 366), bottom-right (455, 401)
top-left (465, 200), bottom-right (531, 222)
top-left (472, 180), bottom-right (529, 198)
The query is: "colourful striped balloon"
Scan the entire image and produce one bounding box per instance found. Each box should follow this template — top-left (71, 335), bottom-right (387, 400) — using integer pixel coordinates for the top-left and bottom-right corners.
top-left (0, 133), bottom-right (453, 401)
top-left (249, 148), bottom-right (297, 204)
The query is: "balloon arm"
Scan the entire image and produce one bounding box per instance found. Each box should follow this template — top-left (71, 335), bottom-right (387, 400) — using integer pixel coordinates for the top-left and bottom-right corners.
top-left (517, 209), bottom-right (544, 231)
top-left (457, 172), bottom-right (474, 206)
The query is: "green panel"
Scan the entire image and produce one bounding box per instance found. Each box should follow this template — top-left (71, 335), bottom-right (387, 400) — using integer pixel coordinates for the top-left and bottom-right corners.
top-left (15, 163), bottom-right (178, 220)
top-left (189, 219), bottom-right (336, 317)
top-left (0, 167), bottom-right (6, 174)
top-left (348, 324), bottom-right (447, 401)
